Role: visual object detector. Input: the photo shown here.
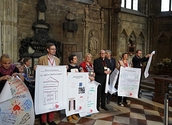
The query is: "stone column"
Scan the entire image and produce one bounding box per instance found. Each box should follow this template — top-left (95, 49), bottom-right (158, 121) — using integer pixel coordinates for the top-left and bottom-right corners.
top-left (1, 0), bottom-right (18, 62)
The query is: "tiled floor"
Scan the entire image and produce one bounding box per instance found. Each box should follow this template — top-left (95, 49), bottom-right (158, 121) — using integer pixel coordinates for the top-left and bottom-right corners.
top-left (35, 98), bottom-right (172, 125)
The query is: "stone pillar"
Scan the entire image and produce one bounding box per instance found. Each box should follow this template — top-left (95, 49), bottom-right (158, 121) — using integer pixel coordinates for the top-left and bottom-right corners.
top-left (1, 0), bottom-right (18, 62)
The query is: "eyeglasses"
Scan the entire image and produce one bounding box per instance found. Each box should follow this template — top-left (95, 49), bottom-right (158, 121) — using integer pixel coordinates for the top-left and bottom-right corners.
top-left (50, 48), bottom-right (56, 50)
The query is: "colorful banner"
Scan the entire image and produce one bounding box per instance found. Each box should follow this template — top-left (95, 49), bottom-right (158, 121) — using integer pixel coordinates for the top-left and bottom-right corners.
top-left (0, 77), bottom-right (35, 125)
top-left (118, 67), bottom-right (141, 98)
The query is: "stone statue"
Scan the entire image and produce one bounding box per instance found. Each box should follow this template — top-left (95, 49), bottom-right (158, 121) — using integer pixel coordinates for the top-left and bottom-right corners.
top-left (88, 31), bottom-right (98, 55)
top-left (128, 34), bottom-right (135, 47)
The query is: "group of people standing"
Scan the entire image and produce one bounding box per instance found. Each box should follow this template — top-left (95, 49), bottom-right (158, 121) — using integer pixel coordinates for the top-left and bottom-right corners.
top-left (0, 42), bottom-right (151, 125)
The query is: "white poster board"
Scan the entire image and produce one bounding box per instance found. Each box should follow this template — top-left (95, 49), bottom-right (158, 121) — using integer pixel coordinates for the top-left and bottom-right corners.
top-left (65, 73), bottom-right (88, 116)
top-left (0, 77), bottom-right (35, 125)
top-left (108, 68), bottom-right (119, 94)
top-left (144, 51), bottom-right (155, 78)
top-left (35, 65), bottom-right (67, 115)
top-left (79, 81), bottom-right (99, 117)
top-left (118, 67), bottom-right (141, 98)
top-left (35, 65), bottom-right (99, 117)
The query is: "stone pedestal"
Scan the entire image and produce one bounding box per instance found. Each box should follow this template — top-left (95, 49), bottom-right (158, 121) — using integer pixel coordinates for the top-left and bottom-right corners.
top-left (152, 76), bottom-right (172, 106)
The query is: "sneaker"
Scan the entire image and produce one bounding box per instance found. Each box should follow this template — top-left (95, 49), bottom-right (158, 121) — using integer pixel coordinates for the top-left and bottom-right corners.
top-left (41, 123), bottom-right (46, 125)
top-left (48, 121), bottom-right (57, 125)
top-left (118, 102), bottom-right (124, 107)
top-left (67, 116), bottom-right (73, 122)
top-left (72, 114), bottom-right (78, 120)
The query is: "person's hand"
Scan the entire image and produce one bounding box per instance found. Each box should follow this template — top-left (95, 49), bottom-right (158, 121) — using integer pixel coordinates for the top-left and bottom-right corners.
top-left (12, 73), bottom-right (19, 77)
top-left (0, 75), bottom-right (12, 80)
top-left (146, 54), bottom-right (151, 58)
top-left (104, 69), bottom-right (111, 74)
top-left (34, 65), bottom-right (37, 70)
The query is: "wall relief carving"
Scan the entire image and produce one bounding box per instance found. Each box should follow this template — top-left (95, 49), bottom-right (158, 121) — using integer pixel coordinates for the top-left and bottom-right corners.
top-left (83, 1), bottom-right (105, 58)
top-left (88, 30), bottom-right (99, 56)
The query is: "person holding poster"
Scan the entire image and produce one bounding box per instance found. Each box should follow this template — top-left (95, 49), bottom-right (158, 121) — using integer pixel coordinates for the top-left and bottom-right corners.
top-left (67, 54), bottom-right (80, 122)
top-left (0, 54), bottom-right (24, 93)
top-left (79, 53), bottom-right (95, 81)
top-left (38, 43), bottom-right (60, 125)
top-left (105, 50), bottom-right (116, 104)
top-left (132, 49), bottom-right (150, 98)
top-left (93, 49), bottom-right (111, 111)
top-left (117, 53), bottom-right (131, 106)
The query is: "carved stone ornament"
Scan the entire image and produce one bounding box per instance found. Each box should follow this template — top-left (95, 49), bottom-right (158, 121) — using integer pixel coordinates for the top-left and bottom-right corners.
top-left (19, 0), bottom-right (62, 60)
top-left (37, 0), bottom-right (47, 13)
top-left (83, 2), bottom-right (105, 58)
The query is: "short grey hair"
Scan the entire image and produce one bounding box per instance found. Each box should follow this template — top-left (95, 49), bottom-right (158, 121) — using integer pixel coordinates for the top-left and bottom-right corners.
top-left (105, 50), bottom-right (111, 54)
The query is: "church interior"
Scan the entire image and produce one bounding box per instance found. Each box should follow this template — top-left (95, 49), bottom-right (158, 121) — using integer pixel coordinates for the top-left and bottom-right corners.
top-left (0, 0), bottom-right (172, 124)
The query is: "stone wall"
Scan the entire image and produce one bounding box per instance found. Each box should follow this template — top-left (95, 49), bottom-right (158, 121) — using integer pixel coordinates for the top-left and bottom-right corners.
top-left (17, 0), bottom-right (110, 64)
top-left (116, 11), bottom-right (148, 62)
top-left (0, 0), bottom-right (18, 62)
top-left (1, 0), bottom-right (171, 69)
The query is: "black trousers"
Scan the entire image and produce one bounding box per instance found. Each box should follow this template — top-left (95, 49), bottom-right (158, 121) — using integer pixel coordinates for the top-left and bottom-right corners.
top-left (118, 96), bottom-right (127, 104)
top-left (97, 83), bottom-right (106, 109)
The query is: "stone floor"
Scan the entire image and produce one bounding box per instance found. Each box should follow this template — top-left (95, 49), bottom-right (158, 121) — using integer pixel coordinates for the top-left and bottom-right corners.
top-left (34, 94), bottom-right (172, 125)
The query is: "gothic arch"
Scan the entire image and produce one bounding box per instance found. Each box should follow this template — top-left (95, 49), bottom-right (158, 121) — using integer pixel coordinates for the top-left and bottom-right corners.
top-left (157, 32), bottom-right (169, 62)
top-left (137, 32), bottom-right (145, 56)
top-left (118, 29), bottom-right (128, 58)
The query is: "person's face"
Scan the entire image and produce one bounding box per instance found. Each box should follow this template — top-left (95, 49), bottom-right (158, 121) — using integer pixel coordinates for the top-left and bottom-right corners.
top-left (17, 65), bottom-right (24, 73)
top-left (85, 55), bottom-right (92, 62)
top-left (106, 52), bottom-right (110, 58)
top-left (47, 45), bottom-right (56, 55)
top-left (71, 56), bottom-right (78, 64)
top-left (1, 59), bottom-right (11, 69)
top-left (25, 60), bottom-right (31, 67)
top-left (100, 50), bottom-right (106, 58)
top-left (123, 54), bottom-right (128, 60)
top-left (136, 51), bottom-right (142, 57)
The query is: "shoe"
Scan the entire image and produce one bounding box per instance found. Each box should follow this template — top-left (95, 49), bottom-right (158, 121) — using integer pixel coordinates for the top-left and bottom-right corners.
top-left (101, 106), bottom-right (109, 111)
top-left (67, 116), bottom-right (73, 122)
top-left (118, 102), bottom-right (124, 107)
top-left (86, 114), bottom-right (91, 117)
top-left (72, 114), bottom-right (78, 120)
top-left (123, 101), bottom-right (130, 105)
top-left (41, 123), bottom-right (46, 125)
top-left (48, 121), bottom-right (57, 125)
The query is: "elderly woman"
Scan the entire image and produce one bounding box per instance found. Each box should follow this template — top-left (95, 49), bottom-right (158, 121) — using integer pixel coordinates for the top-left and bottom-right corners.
top-left (0, 54), bottom-right (24, 93)
top-left (79, 53), bottom-right (95, 81)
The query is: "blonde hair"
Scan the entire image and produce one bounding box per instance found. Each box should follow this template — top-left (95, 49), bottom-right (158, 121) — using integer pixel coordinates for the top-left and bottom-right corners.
top-left (85, 53), bottom-right (92, 59)
top-left (0, 54), bottom-right (11, 63)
